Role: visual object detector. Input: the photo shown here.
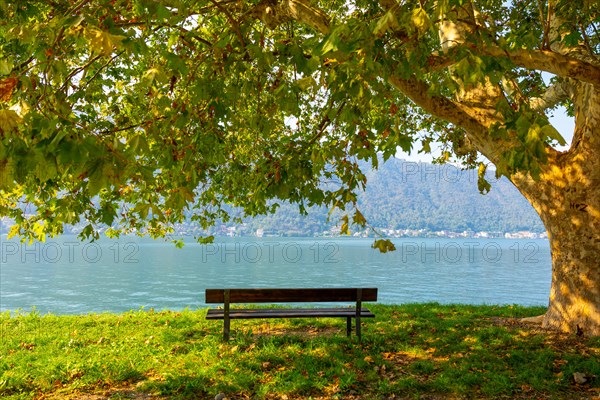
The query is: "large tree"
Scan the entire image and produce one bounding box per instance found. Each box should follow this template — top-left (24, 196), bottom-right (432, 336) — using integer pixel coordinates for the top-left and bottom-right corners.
top-left (0, 0), bottom-right (598, 335)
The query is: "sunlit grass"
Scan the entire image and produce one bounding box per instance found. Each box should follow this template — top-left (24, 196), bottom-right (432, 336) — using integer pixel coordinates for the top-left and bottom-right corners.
top-left (1, 304), bottom-right (598, 399)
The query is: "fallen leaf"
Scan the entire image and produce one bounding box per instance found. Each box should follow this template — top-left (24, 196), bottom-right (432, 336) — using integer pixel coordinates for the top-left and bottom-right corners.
top-left (573, 372), bottom-right (587, 384)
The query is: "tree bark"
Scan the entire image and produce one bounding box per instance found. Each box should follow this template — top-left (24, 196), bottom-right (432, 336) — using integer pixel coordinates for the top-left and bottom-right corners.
top-left (543, 198), bottom-right (600, 337)
top-left (512, 82), bottom-right (600, 336)
top-left (514, 156), bottom-right (600, 336)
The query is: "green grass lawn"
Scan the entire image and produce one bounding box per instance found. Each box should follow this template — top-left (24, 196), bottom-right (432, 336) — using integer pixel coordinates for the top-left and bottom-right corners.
top-left (1, 304), bottom-right (598, 399)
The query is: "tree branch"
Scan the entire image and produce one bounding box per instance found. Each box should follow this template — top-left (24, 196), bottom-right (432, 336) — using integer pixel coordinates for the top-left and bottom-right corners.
top-left (387, 74), bottom-right (505, 163)
top-left (63, 0), bottom-right (91, 17)
top-left (78, 51), bottom-right (124, 93)
top-left (482, 46), bottom-right (600, 87)
top-left (249, 0), bottom-right (330, 34)
top-left (425, 45), bottom-right (600, 89)
top-left (209, 0), bottom-right (246, 47)
top-left (59, 54), bottom-right (103, 93)
top-left (529, 80), bottom-right (573, 112)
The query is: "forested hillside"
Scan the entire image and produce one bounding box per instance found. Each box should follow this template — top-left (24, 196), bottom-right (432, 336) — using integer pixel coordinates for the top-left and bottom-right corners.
top-left (242, 158), bottom-right (545, 236)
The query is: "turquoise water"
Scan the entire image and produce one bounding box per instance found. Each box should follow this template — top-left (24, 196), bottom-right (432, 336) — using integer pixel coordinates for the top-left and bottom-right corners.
top-left (0, 236), bottom-right (551, 314)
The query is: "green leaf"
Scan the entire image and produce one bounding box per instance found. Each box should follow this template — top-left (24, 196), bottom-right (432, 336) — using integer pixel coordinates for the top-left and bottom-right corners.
top-left (317, 25), bottom-right (346, 55)
top-left (352, 209), bottom-right (367, 226)
top-left (155, 3), bottom-right (172, 20)
top-left (371, 239), bottom-right (396, 253)
top-left (79, 224), bottom-right (99, 241)
top-left (411, 7), bottom-right (431, 34)
top-left (563, 31), bottom-right (582, 47)
top-left (540, 124), bottom-right (566, 146)
top-left (340, 215), bottom-right (349, 235)
top-left (35, 157), bottom-right (58, 182)
top-left (477, 163), bottom-right (491, 194)
top-left (0, 109), bottom-right (22, 133)
top-left (296, 76), bottom-right (316, 91)
top-left (142, 68), bottom-right (168, 85)
top-left (86, 159), bottom-right (107, 196)
top-left (197, 235), bottom-right (215, 244)
top-left (135, 203), bottom-right (151, 220)
top-left (526, 123), bottom-right (541, 144)
top-left (373, 10), bottom-right (399, 36)
top-left (84, 27), bottom-right (126, 56)
top-left (63, 14), bottom-right (85, 29)
top-left (0, 60), bottom-right (13, 76)
top-left (151, 204), bottom-right (164, 220)
top-left (0, 160), bottom-right (15, 190)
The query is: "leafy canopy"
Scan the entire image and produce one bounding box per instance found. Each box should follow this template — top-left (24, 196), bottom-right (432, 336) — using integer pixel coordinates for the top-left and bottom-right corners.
top-left (0, 0), bottom-right (594, 246)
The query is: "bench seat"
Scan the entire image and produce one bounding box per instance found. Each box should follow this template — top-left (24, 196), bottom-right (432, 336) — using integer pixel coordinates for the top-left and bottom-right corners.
top-left (206, 307), bottom-right (376, 320)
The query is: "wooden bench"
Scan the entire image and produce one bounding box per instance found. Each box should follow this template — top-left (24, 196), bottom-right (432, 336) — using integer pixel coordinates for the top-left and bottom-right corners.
top-left (205, 288), bottom-right (377, 341)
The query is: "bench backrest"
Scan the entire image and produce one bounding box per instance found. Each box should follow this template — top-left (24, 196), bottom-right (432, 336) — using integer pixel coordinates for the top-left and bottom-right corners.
top-left (205, 288), bottom-right (377, 304)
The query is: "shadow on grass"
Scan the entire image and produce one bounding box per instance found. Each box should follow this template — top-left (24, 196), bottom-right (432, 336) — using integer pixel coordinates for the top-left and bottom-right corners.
top-left (139, 304), bottom-right (599, 399)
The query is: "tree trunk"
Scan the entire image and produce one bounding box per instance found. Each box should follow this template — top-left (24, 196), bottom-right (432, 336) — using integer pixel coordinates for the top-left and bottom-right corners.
top-left (513, 88), bottom-right (600, 336)
top-left (528, 161), bottom-right (600, 336)
top-left (544, 208), bottom-right (600, 336)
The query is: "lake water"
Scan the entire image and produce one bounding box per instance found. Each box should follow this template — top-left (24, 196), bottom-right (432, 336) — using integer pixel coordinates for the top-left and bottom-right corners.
top-left (0, 236), bottom-right (552, 314)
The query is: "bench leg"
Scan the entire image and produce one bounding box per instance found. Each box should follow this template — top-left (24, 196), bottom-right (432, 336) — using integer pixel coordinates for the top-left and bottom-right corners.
top-left (223, 289), bottom-right (230, 341)
top-left (346, 317), bottom-right (352, 337)
top-left (224, 317), bottom-right (230, 341)
top-left (356, 290), bottom-right (362, 342)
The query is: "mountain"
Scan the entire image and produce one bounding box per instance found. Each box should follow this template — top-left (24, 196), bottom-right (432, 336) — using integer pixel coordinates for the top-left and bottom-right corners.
top-left (238, 158), bottom-right (545, 236)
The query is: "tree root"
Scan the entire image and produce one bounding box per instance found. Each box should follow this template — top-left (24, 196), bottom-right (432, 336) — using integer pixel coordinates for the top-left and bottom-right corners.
top-left (520, 314), bottom-right (545, 324)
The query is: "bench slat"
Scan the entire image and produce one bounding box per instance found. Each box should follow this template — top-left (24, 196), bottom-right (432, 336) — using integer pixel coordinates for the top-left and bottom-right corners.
top-left (205, 288), bottom-right (377, 303)
top-left (206, 307), bottom-right (376, 320)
